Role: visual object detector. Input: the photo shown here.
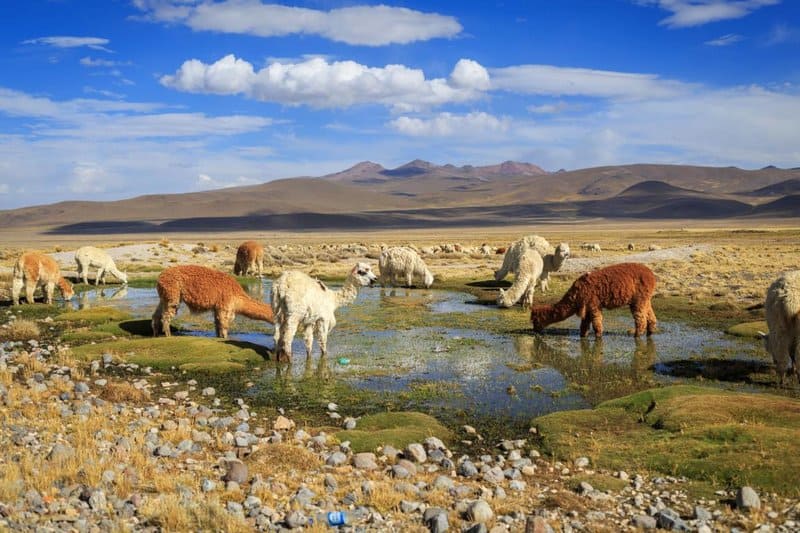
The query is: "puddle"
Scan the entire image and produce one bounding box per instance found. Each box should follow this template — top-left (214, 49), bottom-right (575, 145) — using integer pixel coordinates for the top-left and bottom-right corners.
top-left (73, 281), bottom-right (776, 427)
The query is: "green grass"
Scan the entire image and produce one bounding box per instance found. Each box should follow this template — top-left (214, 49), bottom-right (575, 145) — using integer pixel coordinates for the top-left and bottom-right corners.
top-left (54, 306), bottom-right (132, 325)
top-left (336, 411), bottom-right (452, 453)
top-left (69, 336), bottom-right (268, 373)
top-left (534, 385), bottom-right (800, 496)
top-left (726, 321), bottom-right (767, 339)
top-left (5, 304), bottom-right (63, 320)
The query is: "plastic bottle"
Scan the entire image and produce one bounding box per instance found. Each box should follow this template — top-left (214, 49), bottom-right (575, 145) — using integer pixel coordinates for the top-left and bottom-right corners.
top-left (313, 510), bottom-right (350, 527)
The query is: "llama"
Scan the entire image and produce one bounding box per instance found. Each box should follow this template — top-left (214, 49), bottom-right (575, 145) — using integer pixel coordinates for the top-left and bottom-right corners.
top-left (271, 262), bottom-right (377, 362)
top-left (233, 240), bottom-right (264, 277)
top-left (497, 248), bottom-right (543, 308)
top-left (151, 265), bottom-right (274, 339)
top-left (495, 235), bottom-right (569, 292)
top-left (378, 247), bottom-right (434, 288)
top-left (75, 246), bottom-right (128, 285)
top-left (764, 270), bottom-right (800, 385)
top-left (12, 252), bottom-right (74, 305)
top-left (529, 263), bottom-right (657, 338)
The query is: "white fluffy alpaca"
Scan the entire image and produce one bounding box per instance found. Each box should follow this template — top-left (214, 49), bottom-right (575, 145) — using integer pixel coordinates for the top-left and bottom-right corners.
top-left (764, 270), bottom-right (800, 385)
top-left (496, 248), bottom-right (544, 308)
top-left (378, 247), bottom-right (434, 288)
top-left (494, 235), bottom-right (569, 292)
top-left (75, 246), bottom-right (128, 285)
top-left (271, 262), bottom-right (377, 361)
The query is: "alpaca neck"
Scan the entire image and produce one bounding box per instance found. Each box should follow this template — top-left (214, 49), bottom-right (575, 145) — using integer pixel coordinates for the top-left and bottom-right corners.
top-left (57, 277), bottom-right (72, 294)
top-left (334, 277), bottom-right (361, 308)
top-left (499, 270), bottom-right (533, 307)
top-left (235, 296), bottom-right (275, 323)
top-left (534, 300), bottom-right (576, 328)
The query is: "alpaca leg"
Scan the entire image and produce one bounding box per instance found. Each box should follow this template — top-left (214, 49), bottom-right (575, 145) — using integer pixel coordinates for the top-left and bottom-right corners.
top-left (151, 303), bottom-right (164, 336)
top-left (214, 308), bottom-right (234, 338)
top-left (645, 302), bottom-right (657, 336)
top-left (45, 281), bottom-right (55, 304)
top-left (631, 303), bottom-right (647, 337)
top-left (79, 265), bottom-right (88, 285)
top-left (278, 315), bottom-right (300, 361)
top-left (25, 280), bottom-right (36, 305)
top-left (591, 311), bottom-right (604, 337)
top-left (160, 303), bottom-right (178, 337)
top-left (579, 315), bottom-right (592, 337)
top-left (11, 277), bottom-right (23, 305)
top-left (96, 267), bottom-right (105, 285)
top-left (406, 272), bottom-right (413, 288)
top-left (315, 321), bottom-right (329, 357)
top-left (303, 324), bottom-right (315, 358)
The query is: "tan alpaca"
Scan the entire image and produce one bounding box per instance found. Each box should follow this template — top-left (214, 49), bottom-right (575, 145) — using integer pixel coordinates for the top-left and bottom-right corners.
top-left (233, 241), bottom-right (264, 277)
top-left (152, 265), bottom-right (274, 338)
top-left (12, 252), bottom-right (75, 305)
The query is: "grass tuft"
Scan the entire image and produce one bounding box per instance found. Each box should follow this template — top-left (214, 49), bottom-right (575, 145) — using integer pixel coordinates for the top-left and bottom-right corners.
top-left (0, 319), bottom-right (41, 341)
top-left (336, 411), bottom-right (451, 453)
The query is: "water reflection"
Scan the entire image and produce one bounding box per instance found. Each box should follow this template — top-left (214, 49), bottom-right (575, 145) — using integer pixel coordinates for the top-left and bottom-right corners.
top-left (76, 285), bottom-right (130, 309)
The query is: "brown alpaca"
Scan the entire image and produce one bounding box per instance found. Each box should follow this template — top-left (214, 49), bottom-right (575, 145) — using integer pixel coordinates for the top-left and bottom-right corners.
top-left (233, 241), bottom-right (264, 277)
top-left (12, 252), bottom-right (74, 305)
top-left (529, 263), bottom-right (657, 337)
top-left (152, 265), bottom-right (274, 338)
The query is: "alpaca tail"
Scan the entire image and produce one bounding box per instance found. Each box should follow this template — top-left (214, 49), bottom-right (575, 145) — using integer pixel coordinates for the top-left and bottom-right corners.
top-left (237, 297), bottom-right (275, 323)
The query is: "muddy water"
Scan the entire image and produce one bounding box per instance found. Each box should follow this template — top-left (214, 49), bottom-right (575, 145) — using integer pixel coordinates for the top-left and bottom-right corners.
top-left (74, 280), bottom-right (771, 424)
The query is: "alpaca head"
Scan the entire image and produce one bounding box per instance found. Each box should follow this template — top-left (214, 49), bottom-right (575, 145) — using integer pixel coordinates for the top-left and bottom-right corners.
top-left (556, 243), bottom-right (570, 260)
top-left (493, 269), bottom-right (504, 281)
top-left (423, 269), bottom-right (434, 288)
top-left (351, 262), bottom-right (378, 286)
top-left (119, 271), bottom-right (129, 284)
top-left (59, 278), bottom-right (75, 301)
top-left (529, 305), bottom-right (549, 333)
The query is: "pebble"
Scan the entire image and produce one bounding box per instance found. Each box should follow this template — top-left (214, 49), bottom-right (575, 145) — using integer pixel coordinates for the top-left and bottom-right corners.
top-left (423, 507), bottom-right (449, 533)
top-left (201, 479), bottom-right (216, 492)
top-left (223, 460), bottom-right (248, 484)
top-left (273, 415), bottom-right (295, 431)
top-left (201, 387), bottom-right (215, 396)
top-left (467, 500), bottom-right (494, 523)
top-left (655, 508), bottom-right (689, 531)
top-left (736, 486), bottom-right (761, 511)
top-left (326, 451), bottom-right (348, 467)
top-left (405, 443), bottom-right (427, 463)
top-left (353, 452), bottom-right (378, 470)
top-left (285, 510), bottom-right (308, 528)
top-left (632, 515), bottom-right (657, 529)
top-left (574, 457), bottom-right (590, 469)
top-left (458, 461), bottom-right (479, 478)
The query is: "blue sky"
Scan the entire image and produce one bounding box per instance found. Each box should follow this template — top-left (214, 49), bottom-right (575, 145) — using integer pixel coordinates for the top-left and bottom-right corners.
top-left (0, 0), bottom-right (798, 209)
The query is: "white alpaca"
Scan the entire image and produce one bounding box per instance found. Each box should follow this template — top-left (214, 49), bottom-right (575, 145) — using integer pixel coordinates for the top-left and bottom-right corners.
top-left (580, 243), bottom-right (602, 252)
top-left (75, 246), bottom-right (128, 285)
top-left (378, 247), bottom-right (434, 288)
top-left (12, 252), bottom-right (75, 305)
top-left (764, 270), bottom-right (800, 385)
top-left (497, 249), bottom-right (543, 309)
top-left (271, 262), bottom-right (377, 361)
top-left (495, 235), bottom-right (570, 293)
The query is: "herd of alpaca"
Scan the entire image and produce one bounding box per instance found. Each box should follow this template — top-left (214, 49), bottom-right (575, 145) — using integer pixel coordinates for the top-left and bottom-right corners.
top-left (6, 237), bottom-right (799, 385)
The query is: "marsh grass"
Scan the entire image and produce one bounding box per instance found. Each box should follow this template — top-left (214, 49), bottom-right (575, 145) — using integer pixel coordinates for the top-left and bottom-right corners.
top-left (54, 307), bottom-right (132, 325)
top-left (0, 318), bottom-right (40, 341)
top-left (336, 411), bottom-right (451, 453)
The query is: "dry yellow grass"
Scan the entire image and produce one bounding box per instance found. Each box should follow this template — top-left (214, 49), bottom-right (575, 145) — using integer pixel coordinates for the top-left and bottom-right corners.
top-left (99, 381), bottom-right (151, 403)
top-left (0, 318), bottom-right (40, 341)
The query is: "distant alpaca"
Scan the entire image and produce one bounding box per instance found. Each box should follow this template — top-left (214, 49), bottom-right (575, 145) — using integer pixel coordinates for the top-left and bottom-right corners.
top-left (152, 265), bottom-right (274, 339)
top-left (233, 241), bottom-right (264, 277)
top-left (764, 270), bottom-right (800, 385)
top-left (75, 246), bottom-right (128, 285)
top-left (12, 252), bottom-right (74, 305)
top-left (530, 263), bottom-right (657, 338)
top-left (272, 262), bottom-right (377, 362)
top-left (497, 248), bottom-right (543, 309)
top-left (495, 235), bottom-right (569, 292)
top-left (379, 247), bottom-right (434, 288)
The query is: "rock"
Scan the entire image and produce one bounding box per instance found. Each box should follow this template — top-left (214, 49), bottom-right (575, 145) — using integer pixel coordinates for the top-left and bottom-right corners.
top-left (47, 443), bottom-right (75, 462)
top-left (243, 495), bottom-right (261, 510)
top-left (573, 457), bottom-right (589, 468)
top-left (327, 402), bottom-right (338, 411)
top-left (227, 501), bottom-right (244, 516)
top-left (201, 387), bottom-right (215, 396)
top-left (396, 458), bottom-right (418, 476)
top-left (343, 417), bottom-right (357, 430)
top-left (465, 524), bottom-right (488, 533)
top-left (736, 486), bottom-right (761, 511)
top-left (273, 415), bottom-right (295, 431)
top-left (285, 510), bottom-right (308, 529)
top-left (423, 507), bottom-right (449, 533)
top-left (433, 475), bottom-right (454, 490)
top-left (463, 425), bottom-right (477, 435)
top-left (458, 461), bottom-right (478, 478)
top-left (223, 460), bottom-right (248, 484)
top-left (632, 515), bottom-right (657, 529)
top-left (353, 453), bottom-right (378, 470)
top-left (400, 500), bottom-right (421, 513)
top-left (405, 443), bottom-right (427, 463)
top-left (694, 505), bottom-right (712, 522)
top-left (74, 382), bottom-right (89, 394)
top-left (508, 480), bottom-right (526, 491)
top-left (655, 508), bottom-right (689, 531)
top-left (392, 465), bottom-right (411, 479)
top-left (324, 474), bottom-right (337, 492)
top-left (525, 516), bottom-right (555, 533)
top-left (482, 466), bottom-right (505, 484)
top-left (326, 451), bottom-right (348, 467)
top-left (424, 436), bottom-right (446, 451)
top-left (577, 481), bottom-right (593, 495)
top-left (382, 444), bottom-right (401, 460)
top-left (155, 444), bottom-right (173, 457)
top-left (467, 500), bottom-right (494, 523)
top-left (201, 479), bottom-right (216, 492)
top-left (88, 490), bottom-right (107, 510)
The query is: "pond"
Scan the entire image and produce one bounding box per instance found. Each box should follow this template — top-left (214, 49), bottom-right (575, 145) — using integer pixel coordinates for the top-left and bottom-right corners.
top-left (72, 279), bottom-right (771, 430)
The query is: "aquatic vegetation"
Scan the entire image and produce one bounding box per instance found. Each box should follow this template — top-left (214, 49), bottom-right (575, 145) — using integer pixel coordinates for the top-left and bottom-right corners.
top-left (336, 411), bottom-right (452, 453)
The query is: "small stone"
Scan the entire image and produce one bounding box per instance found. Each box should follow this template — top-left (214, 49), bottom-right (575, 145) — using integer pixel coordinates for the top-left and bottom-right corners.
top-left (458, 461), bottom-right (478, 478)
top-left (424, 436), bottom-right (446, 451)
top-left (324, 474), bottom-right (337, 492)
top-left (577, 481), bottom-right (594, 495)
top-left (508, 480), bottom-right (526, 491)
top-left (467, 500), bottom-right (494, 523)
top-left (327, 402), bottom-right (338, 411)
top-left (201, 479), bottom-right (216, 492)
top-left (243, 495), bottom-right (261, 510)
top-left (433, 475), bottom-right (454, 490)
top-left (633, 515), bottom-right (657, 529)
top-left (405, 443), bottom-right (427, 463)
top-left (655, 508), bottom-right (689, 531)
top-left (201, 387), bottom-right (215, 396)
top-left (94, 379), bottom-right (107, 387)
top-left (273, 415), bottom-right (295, 431)
top-left (400, 500), bottom-right (420, 513)
top-left (464, 524), bottom-right (488, 533)
top-left (423, 507), bottom-right (449, 533)
top-left (694, 505), bottom-right (712, 522)
top-left (574, 457), bottom-right (590, 469)
top-left (227, 501), bottom-right (244, 515)
top-left (285, 510), bottom-right (308, 528)
top-left (326, 451), bottom-right (348, 467)
top-left (343, 417), bottom-right (357, 430)
top-left (463, 425), bottom-right (477, 435)
top-left (482, 466), bottom-right (505, 484)
top-left (47, 443), bottom-right (75, 462)
top-left (223, 460), bottom-right (248, 484)
top-left (155, 444), bottom-right (173, 457)
top-left (525, 516), bottom-right (554, 533)
top-left (736, 486), bottom-right (761, 511)
top-left (74, 382), bottom-right (89, 394)
top-left (617, 470), bottom-right (629, 481)
top-left (392, 465), bottom-right (411, 479)
top-left (353, 452), bottom-right (378, 470)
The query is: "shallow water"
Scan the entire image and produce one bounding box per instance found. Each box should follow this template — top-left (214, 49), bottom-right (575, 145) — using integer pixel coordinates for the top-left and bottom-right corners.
top-left (74, 280), bottom-right (771, 424)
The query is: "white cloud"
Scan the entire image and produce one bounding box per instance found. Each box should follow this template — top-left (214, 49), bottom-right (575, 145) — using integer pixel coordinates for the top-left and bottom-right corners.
top-left (527, 101), bottom-right (574, 114)
top-left (196, 173), bottom-right (260, 190)
top-left (22, 36), bottom-right (112, 52)
top-left (635, 0), bottom-right (780, 28)
top-left (161, 55), bottom-right (488, 110)
top-left (490, 64), bottom-right (691, 99)
top-left (133, 0), bottom-right (461, 46)
top-left (766, 24), bottom-right (800, 45)
top-left (705, 33), bottom-right (744, 46)
top-left (389, 112), bottom-right (510, 137)
top-left (80, 56), bottom-right (130, 67)
top-left (69, 162), bottom-right (110, 194)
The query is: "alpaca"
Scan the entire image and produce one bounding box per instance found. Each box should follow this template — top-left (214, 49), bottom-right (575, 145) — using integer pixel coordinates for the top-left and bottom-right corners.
top-left (75, 246), bottom-right (128, 285)
top-left (378, 247), bottom-right (434, 288)
top-left (764, 270), bottom-right (800, 385)
top-left (233, 240), bottom-right (264, 277)
top-left (495, 235), bottom-right (569, 293)
top-left (271, 262), bottom-right (377, 362)
top-left (151, 265), bottom-right (274, 339)
top-left (497, 248), bottom-right (543, 308)
top-left (529, 263), bottom-right (657, 338)
top-left (12, 252), bottom-right (74, 305)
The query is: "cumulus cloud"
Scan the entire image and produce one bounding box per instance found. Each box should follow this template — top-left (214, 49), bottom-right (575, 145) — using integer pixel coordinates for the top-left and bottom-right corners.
top-left (22, 36), bottom-right (112, 52)
top-left (133, 0), bottom-right (461, 45)
top-left (634, 0), bottom-right (780, 28)
top-left (490, 64), bottom-right (691, 100)
top-left (705, 33), bottom-right (743, 46)
top-left (161, 55), bottom-right (488, 110)
top-left (389, 112), bottom-right (510, 137)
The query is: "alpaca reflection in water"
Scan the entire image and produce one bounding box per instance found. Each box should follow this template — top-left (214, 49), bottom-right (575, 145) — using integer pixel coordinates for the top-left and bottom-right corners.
top-left (513, 335), bottom-right (658, 405)
top-left (77, 285), bottom-right (129, 309)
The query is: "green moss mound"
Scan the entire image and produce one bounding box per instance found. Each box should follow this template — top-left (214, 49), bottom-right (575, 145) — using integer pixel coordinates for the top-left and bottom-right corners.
top-left (55, 307), bottom-right (132, 325)
top-left (534, 385), bottom-right (800, 496)
top-left (336, 411), bottom-right (452, 453)
top-left (726, 321), bottom-right (767, 338)
top-left (70, 336), bottom-right (267, 373)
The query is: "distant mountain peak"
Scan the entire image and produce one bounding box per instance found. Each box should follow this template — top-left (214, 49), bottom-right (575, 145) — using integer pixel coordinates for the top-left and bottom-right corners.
top-left (348, 161), bottom-right (385, 172)
top-left (398, 159), bottom-right (435, 169)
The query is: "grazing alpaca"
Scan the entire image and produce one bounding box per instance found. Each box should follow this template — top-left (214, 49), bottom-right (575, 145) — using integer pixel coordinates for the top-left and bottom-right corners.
top-left (12, 252), bottom-right (74, 305)
top-left (272, 262), bottom-right (377, 362)
top-left (379, 247), bottom-right (434, 288)
top-left (764, 270), bottom-right (800, 385)
top-left (494, 235), bottom-right (569, 292)
top-left (530, 263), bottom-right (657, 338)
top-left (151, 265), bottom-right (274, 339)
top-left (497, 248), bottom-right (543, 309)
top-left (75, 246), bottom-right (128, 285)
top-left (233, 240), bottom-right (265, 277)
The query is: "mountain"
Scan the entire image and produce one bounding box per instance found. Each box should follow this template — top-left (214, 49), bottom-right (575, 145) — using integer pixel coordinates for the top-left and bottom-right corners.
top-left (2, 161), bottom-right (799, 233)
